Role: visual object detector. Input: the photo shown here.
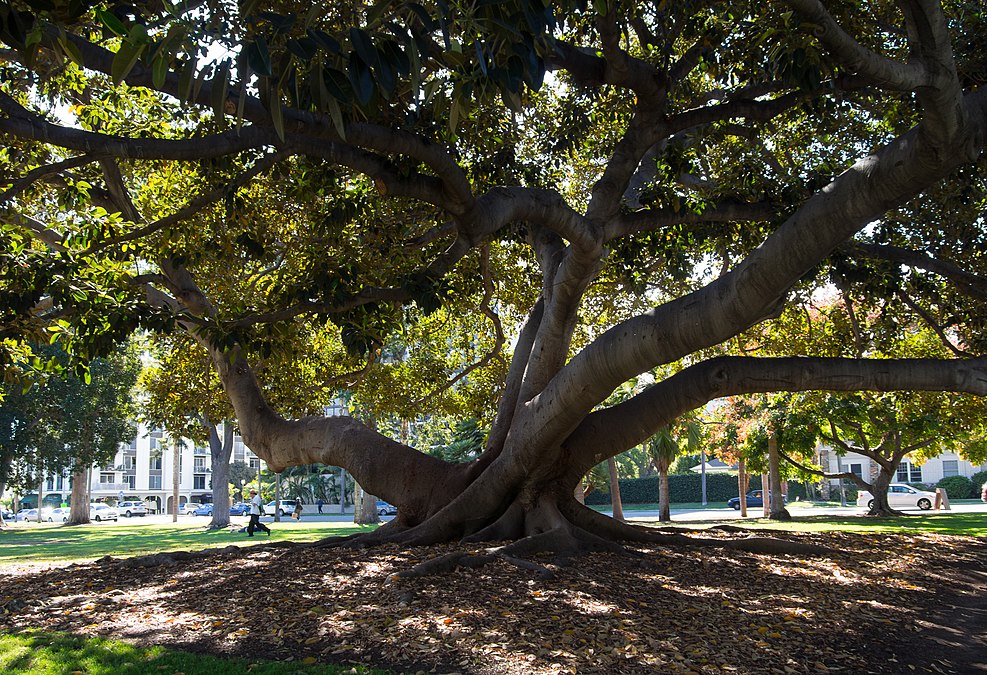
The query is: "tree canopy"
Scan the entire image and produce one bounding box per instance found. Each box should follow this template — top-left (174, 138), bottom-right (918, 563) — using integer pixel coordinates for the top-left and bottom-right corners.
top-left (2, 0), bottom-right (987, 560)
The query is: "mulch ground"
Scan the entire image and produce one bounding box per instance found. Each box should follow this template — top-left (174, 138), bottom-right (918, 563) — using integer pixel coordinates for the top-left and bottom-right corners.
top-left (1, 528), bottom-right (985, 674)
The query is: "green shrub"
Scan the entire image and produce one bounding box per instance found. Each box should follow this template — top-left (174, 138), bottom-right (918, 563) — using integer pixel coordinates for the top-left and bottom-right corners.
top-left (970, 470), bottom-right (987, 492)
top-left (936, 475), bottom-right (975, 499)
top-left (587, 473), bottom-right (744, 504)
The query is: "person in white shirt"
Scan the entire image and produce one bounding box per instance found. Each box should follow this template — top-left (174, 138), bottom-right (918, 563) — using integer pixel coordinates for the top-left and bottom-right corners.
top-left (247, 489), bottom-right (271, 537)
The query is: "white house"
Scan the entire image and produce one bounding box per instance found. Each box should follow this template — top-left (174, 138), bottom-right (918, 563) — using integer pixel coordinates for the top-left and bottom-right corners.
top-left (817, 444), bottom-right (986, 490)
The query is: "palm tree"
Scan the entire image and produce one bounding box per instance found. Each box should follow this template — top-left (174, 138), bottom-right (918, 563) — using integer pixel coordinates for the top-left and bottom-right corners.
top-left (647, 418), bottom-right (703, 522)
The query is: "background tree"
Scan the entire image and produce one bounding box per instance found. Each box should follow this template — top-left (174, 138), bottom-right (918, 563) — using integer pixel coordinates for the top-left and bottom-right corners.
top-left (1, 344), bottom-right (139, 524)
top-left (2, 0), bottom-right (987, 567)
top-left (646, 415), bottom-right (702, 522)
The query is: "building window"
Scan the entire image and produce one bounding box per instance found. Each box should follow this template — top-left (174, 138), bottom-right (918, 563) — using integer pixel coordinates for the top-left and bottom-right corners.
top-left (149, 476), bottom-right (162, 489)
top-left (248, 458), bottom-right (260, 470)
top-left (942, 459), bottom-right (959, 477)
top-left (193, 475), bottom-right (206, 490)
top-left (100, 472), bottom-right (114, 484)
top-left (149, 456), bottom-right (162, 471)
top-left (194, 457), bottom-right (207, 472)
top-left (46, 477), bottom-right (55, 491)
top-left (849, 463), bottom-right (863, 479)
top-left (896, 462), bottom-right (922, 482)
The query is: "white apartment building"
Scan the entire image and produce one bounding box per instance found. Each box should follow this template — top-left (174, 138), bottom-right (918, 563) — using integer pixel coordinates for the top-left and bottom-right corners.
top-left (35, 423), bottom-right (263, 513)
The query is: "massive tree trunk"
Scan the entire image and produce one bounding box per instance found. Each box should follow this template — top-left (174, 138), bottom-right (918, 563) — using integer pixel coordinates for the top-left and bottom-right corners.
top-left (68, 467), bottom-right (90, 524)
top-left (207, 421), bottom-right (234, 530)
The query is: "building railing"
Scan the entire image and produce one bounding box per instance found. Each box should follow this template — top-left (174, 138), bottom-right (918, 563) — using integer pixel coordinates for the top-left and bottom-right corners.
top-left (92, 482), bottom-right (129, 492)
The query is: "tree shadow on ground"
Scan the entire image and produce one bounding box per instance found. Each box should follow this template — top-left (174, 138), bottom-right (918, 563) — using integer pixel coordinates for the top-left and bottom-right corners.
top-left (1, 529), bottom-right (984, 674)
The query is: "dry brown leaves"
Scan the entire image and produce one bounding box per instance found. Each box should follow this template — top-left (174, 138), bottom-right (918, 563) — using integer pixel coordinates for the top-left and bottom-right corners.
top-left (1, 529), bottom-right (984, 674)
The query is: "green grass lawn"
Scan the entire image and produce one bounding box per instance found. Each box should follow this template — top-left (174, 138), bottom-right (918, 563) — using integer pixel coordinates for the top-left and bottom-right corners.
top-left (0, 630), bottom-right (389, 674)
top-left (736, 511), bottom-right (987, 537)
top-left (0, 520), bottom-right (377, 565)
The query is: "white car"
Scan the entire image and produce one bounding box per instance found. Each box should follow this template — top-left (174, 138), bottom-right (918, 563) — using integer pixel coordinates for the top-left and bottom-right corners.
top-left (89, 503), bottom-right (119, 522)
top-left (181, 502), bottom-right (201, 515)
top-left (117, 501), bottom-right (147, 517)
top-left (47, 507), bottom-right (71, 522)
top-left (857, 483), bottom-right (936, 510)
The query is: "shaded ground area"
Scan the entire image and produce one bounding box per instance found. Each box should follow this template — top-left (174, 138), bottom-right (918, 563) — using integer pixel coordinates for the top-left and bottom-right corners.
top-left (1, 529), bottom-right (984, 674)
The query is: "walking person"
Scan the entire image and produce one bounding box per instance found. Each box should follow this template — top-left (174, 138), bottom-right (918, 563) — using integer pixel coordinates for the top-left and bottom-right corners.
top-left (247, 489), bottom-right (270, 537)
top-left (316, 498), bottom-right (324, 514)
top-left (292, 498), bottom-right (303, 520)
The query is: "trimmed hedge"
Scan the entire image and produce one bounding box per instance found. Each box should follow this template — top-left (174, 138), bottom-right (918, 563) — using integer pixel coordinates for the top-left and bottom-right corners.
top-left (936, 475), bottom-right (975, 499)
top-left (588, 474), bottom-right (813, 505)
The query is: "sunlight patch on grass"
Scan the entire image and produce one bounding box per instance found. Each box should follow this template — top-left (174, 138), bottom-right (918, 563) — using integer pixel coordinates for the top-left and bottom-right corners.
top-left (0, 521), bottom-right (376, 565)
top-left (0, 630), bottom-right (388, 674)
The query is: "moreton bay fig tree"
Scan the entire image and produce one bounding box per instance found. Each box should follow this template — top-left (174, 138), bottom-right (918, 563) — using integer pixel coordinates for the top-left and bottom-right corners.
top-left (2, 0), bottom-right (987, 567)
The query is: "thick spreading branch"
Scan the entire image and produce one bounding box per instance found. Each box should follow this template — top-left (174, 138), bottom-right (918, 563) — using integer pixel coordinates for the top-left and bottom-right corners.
top-left (564, 355), bottom-right (987, 470)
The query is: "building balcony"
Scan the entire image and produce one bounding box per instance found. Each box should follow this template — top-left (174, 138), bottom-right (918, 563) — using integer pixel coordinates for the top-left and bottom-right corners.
top-left (92, 482), bottom-right (129, 492)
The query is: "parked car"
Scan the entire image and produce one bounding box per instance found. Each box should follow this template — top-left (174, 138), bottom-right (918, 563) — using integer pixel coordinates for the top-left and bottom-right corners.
top-left (191, 503), bottom-right (214, 516)
top-left (981, 482), bottom-right (987, 503)
top-left (89, 503), bottom-right (119, 522)
top-left (263, 500), bottom-right (299, 517)
top-left (1, 508), bottom-right (13, 520)
top-left (856, 483), bottom-right (936, 510)
top-left (376, 500), bottom-right (398, 516)
top-left (726, 490), bottom-right (786, 510)
top-left (229, 502), bottom-right (251, 516)
top-left (117, 501), bottom-right (147, 517)
top-left (181, 502), bottom-right (201, 515)
top-left (47, 507), bottom-right (71, 522)
top-left (15, 508), bottom-right (38, 521)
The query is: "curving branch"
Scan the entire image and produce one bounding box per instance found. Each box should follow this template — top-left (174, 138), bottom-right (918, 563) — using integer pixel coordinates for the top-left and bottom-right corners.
top-left (784, 0), bottom-right (926, 90)
top-left (606, 201), bottom-right (780, 242)
top-left (895, 289), bottom-right (970, 357)
top-left (564, 355), bottom-right (987, 470)
top-left (0, 153), bottom-right (100, 205)
top-left (847, 242), bottom-right (987, 300)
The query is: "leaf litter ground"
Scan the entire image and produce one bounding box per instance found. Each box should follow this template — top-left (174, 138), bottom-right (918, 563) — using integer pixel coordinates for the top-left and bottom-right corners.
top-left (1, 529), bottom-right (984, 674)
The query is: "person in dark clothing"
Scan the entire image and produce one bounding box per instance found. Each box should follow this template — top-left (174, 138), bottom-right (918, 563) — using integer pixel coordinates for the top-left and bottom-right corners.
top-left (316, 499), bottom-right (324, 514)
top-left (247, 489), bottom-right (271, 537)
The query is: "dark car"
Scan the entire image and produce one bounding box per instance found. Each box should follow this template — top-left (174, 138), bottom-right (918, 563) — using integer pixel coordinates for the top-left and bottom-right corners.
top-left (376, 500), bottom-right (397, 516)
top-left (229, 502), bottom-right (251, 516)
top-left (726, 490), bottom-right (787, 510)
top-left (191, 503), bottom-right (214, 516)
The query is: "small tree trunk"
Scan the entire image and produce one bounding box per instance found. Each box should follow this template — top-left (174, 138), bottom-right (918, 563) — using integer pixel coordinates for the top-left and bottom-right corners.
top-left (768, 432), bottom-right (791, 520)
top-left (36, 477), bottom-right (44, 522)
top-left (761, 473), bottom-right (770, 517)
top-left (658, 464), bottom-right (671, 522)
top-left (607, 456), bottom-right (624, 522)
top-left (172, 440), bottom-right (180, 523)
top-left (865, 465), bottom-right (900, 516)
top-left (207, 422), bottom-right (234, 529)
top-left (738, 458), bottom-right (748, 518)
top-left (68, 467), bottom-right (90, 524)
top-left (354, 483), bottom-right (380, 525)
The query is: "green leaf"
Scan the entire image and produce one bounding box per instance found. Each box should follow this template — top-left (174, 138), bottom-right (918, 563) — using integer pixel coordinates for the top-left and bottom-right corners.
top-left (347, 55), bottom-right (374, 106)
top-left (56, 30), bottom-right (84, 67)
top-left (96, 9), bottom-right (127, 37)
top-left (211, 61), bottom-right (230, 123)
top-left (247, 36), bottom-right (272, 77)
top-left (151, 54), bottom-right (169, 89)
top-left (178, 57), bottom-right (196, 104)
top-left (269, 94), bottom-right (285, 142)
top-left (326, 95), bottom-right (346, 141)
top-left (111, 41), bottom-right (145, 85)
